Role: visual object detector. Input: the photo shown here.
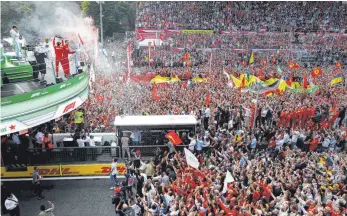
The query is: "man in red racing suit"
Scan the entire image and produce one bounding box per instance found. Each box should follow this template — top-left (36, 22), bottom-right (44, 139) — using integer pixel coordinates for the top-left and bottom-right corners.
top-left (53, 37), bottom-right (75, 77)
top-left (62, 40), bottom-right (75, 76)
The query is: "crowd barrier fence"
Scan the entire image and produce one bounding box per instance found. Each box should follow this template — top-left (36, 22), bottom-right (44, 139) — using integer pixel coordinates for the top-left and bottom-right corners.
top-left (3, 144), bottom-right (191, 167)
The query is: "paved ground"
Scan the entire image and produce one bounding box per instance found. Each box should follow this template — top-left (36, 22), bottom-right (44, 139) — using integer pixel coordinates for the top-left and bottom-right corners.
top-left (3, 179), bottom-right (122, 216)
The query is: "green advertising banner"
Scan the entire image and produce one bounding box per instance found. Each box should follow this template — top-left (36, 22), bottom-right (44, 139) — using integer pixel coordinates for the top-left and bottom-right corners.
top-left (1, 72), bottom-right (87, 106)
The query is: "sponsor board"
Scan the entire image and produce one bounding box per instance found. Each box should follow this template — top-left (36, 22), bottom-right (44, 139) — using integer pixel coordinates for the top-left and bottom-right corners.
top-left (0, 121), bottom-right (28, 136)
top-left (0, 92), bottom-right (88, 136)
top-left (182, 30), bottom-right (214, 34)
top-left (1, 72), bottom-right (87, 106)
top-left (54, 97), bottom-right (84, 119)
top-left (1, 163), bottom-right (126, 178)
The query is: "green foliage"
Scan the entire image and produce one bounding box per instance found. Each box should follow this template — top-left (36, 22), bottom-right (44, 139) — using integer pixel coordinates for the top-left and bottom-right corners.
top-left (0, 1), bottom-right (136, 39)
top-left (1, 1), bottom-right (35, 37)
top-left (81, 1), bottom-right (136, 37)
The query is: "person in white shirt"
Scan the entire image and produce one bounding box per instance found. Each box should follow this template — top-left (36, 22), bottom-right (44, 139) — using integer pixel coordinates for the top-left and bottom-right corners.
top-left (322, 136), bottom-right (331, 149)
top-left (35, 131), bottom-right (44, 148)
top-left (188, 135), bottom-right (197, 151)
top-left (243, 106), bottom-right (251, 128)
top-left (10, 26), bottom-right (21, 58)
top-left (204, 106), bottom-right (211, 130)
top-left (4, 192), bottom-right (20, 216)
top-left (291, 131), bottom-right (299, 148)
top-left (12, 133), bottom-right (20, 145)
top-left (121, 133), bottom-right (131, 159)
top-left (110, 158), bottom-right (118, 189)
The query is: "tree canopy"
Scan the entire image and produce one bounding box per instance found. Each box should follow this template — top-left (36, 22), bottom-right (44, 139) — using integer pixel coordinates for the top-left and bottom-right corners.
top-left (1, 1), bottom-right (136, 39)
top-left (81, 1), bottom-right (136, 37)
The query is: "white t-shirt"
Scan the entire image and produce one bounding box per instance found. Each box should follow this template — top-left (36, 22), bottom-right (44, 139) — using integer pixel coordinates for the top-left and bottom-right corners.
top-left (5, 194), bottom-right (18, 210)
top-left (10, 29), bottom-right (20, 41)
top-left (189, 139), bottom-right (196, 151)
top-left (35, 132), bottom-right (44, 144)
top-left (205, 108), bottom-right (211, 118)
top-left (77, 139), bottom-right (86, 147)
top-left (27, 51), bottom-right (36, 62)
top-left (111, 162), bottom-right (118, 175)
top-left (244, 108), bottom-right (251, 117)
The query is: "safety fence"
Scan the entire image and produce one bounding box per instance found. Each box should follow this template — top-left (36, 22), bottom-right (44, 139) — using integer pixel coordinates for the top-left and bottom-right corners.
top-left (4, 145), bottom-right (189, 167)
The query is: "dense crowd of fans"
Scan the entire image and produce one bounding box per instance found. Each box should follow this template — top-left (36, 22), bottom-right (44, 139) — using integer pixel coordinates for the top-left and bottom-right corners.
top-left (79, 4), bottom-right (347, 214)
top-left (136, 2), bottom-right (347, 33)
top-left (1, 2), bottom-right (347, 216)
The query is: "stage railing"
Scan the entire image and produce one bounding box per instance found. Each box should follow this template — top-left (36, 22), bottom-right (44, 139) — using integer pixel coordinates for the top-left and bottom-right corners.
top-left (3, 144), bottom-right (193, 166)
top-left (25, 146), bottom-right (121, 165)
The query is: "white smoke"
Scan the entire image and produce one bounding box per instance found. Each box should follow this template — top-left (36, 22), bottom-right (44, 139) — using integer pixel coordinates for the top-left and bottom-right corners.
top-left (18, 2), bottom-right (94, 45)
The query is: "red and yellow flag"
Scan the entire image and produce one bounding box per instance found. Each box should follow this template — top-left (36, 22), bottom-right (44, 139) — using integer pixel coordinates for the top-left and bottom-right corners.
top-left (289, 61), bottom-right (300, 69)
top-left (166, 131), bottom-right (182, 145)
top-left (311, 67), bottom-right (322, 78)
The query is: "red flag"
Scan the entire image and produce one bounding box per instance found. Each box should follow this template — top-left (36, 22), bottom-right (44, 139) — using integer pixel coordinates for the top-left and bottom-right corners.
top-left (303, 74), bottom-right (308, 89)
top-left (182, 52), bottom-right (189, 62)
top-left (289, 61), bottom-right (300, 69)
top-left (205, 92), bottom-right (211, 105)
top-left (261, 90), bottom-right (276, 96)
top-left (152, 86), bottom-right (160, 101)
top-left (165, 131), bottom-right (182, 145)
top-left (159, 33), bottom-right (165, 40)
top-left (240, 77), bottom-right (245, 89)
top-left (96, 94), bottom-right (104, 102)
top-left (311, 67), bottom-right (322, 78)
top-left (257, 68), bottom-right (265, 80)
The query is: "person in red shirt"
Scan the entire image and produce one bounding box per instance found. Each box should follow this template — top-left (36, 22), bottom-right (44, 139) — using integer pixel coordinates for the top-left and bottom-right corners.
top-left (41, 132), bottom-right (53, 149)
top-left (53, 37), bottom-right (65, 77)
top-left (61, 40), bottom-right (75, 77)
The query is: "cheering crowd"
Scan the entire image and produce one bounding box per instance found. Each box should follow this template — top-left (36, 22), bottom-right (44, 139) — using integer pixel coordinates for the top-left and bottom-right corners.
top-left (79, 41), bottom-right (347, 215)
top-left (20, 2), bottom-right (343, 215)
top-left (136, 2), bottom-right (347, 32)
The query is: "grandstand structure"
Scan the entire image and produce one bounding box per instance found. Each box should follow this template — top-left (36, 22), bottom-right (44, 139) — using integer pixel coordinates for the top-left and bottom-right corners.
top-left (132, 2), bottom-right (347, 71)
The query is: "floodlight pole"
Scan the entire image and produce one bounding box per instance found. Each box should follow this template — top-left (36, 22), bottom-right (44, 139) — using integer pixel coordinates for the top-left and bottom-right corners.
top-left (99, 1), bottom-right (104, 49)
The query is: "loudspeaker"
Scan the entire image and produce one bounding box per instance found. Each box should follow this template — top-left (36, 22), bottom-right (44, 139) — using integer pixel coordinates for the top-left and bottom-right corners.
top-left (78, 68), bottom-right (83, 74)
top-left (80, 61), bottom-right (85, 66)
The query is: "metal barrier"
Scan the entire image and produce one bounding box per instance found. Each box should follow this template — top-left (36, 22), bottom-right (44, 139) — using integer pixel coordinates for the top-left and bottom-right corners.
top-left (4, 144), bottom-right (189, 166)
top-left (126, 144), bottom-right (189, 158)
top-left (26, 146), bottom-right (121, 165)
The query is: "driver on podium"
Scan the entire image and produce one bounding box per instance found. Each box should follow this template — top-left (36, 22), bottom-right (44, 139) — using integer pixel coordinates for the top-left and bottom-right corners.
top-left (62, 40), bottom-right (75, 77)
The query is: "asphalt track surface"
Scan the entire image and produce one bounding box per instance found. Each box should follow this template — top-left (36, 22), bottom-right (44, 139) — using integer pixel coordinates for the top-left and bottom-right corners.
top-left (3, 179), bottom-right (122, 216)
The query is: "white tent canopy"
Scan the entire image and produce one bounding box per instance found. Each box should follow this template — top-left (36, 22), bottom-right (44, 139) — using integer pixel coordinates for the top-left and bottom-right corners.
top-left (114, 115), bottom-right (197, 127)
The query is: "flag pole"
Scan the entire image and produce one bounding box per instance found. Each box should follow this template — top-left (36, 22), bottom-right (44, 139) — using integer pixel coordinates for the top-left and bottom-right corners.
top-left (252, 82), bottom-right (261, 131)
top-left (209, 51), bottom-right (213, 75)
top-left (148, 42), bottom-right (151, 67)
